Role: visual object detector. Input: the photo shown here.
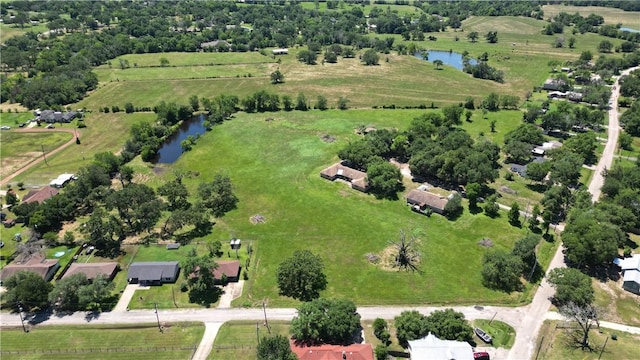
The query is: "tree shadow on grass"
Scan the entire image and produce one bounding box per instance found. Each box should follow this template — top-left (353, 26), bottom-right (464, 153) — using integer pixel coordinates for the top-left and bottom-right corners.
top-left (526, 183), bottom-right (549, 193)
top-left (188, 286), bottom-right (222, 308)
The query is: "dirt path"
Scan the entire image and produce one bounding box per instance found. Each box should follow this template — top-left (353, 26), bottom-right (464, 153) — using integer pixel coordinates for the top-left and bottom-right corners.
top-left (0, 127), bottom-right (80, 186)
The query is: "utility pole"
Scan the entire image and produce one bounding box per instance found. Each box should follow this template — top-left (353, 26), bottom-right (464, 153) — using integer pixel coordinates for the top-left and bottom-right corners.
top-left (154, 302), bottom-right (162, 332)
top-left (172, 286), bottom-right (177, 308)
top-left (262, 301), bottom-right (271, 334)
top-left (41, 145), bottom-right (49, 166)
top-left (534, 336), bottom-right (544, 360)
top-left (256, 322), bottom-right (260, 345)
top-left (489, 311), bottom-right (497, 325)
top-left (598, 336), bottom-right (609, 360)
top-left (17, 303), bottom-right (28, 333)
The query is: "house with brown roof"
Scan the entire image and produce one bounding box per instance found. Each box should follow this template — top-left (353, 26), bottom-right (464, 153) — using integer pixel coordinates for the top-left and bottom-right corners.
top-left (61, 262), bottom-right (118, 281)
top-left (406, 189), bottom-right (449, 215)
top-left (213, 260), bottom-right (241, 283)
top-left (0, 255), bottom-right (59, 283)
top-left (290, 340), bottom-right (374, 360)
top-left (320, 162), bottom-right (369, 192)
top-left (23, 186), bottom-right (60, 204)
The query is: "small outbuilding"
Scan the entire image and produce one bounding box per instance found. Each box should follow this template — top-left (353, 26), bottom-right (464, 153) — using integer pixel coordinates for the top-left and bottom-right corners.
top-left (272, 48), bottom-right (289, 55)
top-left (617, 254), bottom-right (640, 295)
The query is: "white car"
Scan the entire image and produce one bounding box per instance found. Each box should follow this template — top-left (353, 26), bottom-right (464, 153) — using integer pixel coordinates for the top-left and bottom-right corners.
top-left (0, 126), bottom-right (10, 130)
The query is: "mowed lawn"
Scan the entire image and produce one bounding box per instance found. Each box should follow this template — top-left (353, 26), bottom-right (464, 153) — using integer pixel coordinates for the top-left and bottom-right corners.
top-left (166, 109), bottom-right (532, 307)
top-left (209, 321), bottom-right (291, 360)
top-left (0, 323), bottom-right (204, 360)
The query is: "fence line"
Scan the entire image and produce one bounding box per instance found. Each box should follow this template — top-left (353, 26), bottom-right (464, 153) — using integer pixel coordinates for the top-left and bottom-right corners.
top-left (1, 345), bottom-right (195, 355)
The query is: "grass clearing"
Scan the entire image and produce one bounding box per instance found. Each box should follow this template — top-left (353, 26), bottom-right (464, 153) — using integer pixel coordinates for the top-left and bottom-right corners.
top-left (164, 109), bottom-right (534, 307)
top-left (536, 320), bottom-right (640, 360)
top-left (472, 319), bottom-right (516, 349)
top-left (4, 112), bottom-right (156, 186)
top-left (0, 23), bottom-right (48, 43)
top-left (0, 131), bottom-right (73, 180)
top-left (0, 322), bottom-right (204, 360)
top-left (542, 5), bottom-right (640, 29)
top-left (209, 320), bottom-right (290, 360)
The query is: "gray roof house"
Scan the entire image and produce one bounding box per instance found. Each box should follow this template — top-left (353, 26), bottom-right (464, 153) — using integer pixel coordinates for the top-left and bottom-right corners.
top-left (127, 261), bottom-right (180, 285)
top-left (617, 254), bottom-right (640, 295)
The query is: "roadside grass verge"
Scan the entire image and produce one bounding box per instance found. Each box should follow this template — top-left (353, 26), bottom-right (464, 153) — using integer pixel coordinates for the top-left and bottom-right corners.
top-left (472, 319), bottom-right (516, 349)
top-left (0, 322), bottom-right (204, 360)
top-left (165, 109), bottom-right (533, 307)
top-left (209, 320), bottom-right (290, 360)
top-left (536, 320), bottom-right (640, 360)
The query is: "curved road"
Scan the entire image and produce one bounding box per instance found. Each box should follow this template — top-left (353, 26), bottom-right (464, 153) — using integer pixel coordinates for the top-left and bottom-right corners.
top-left (2, 68), bottom-right (639, 359)
top-left (0, 127), bottom-right (80, 187)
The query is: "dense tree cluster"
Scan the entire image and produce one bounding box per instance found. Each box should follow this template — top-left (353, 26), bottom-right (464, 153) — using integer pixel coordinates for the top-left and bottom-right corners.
top-left (290, 298), bottom-right (361, 346)
top-left (394, 309), bottom-right (473, 347)
top-left (620, 99), bottom-right (640, 136)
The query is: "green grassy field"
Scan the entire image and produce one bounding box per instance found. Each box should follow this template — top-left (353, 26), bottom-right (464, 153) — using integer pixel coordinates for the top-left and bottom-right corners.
top-left (209, 320), bottom-right (290, 360)
top-left (593, 276), bottom-right (640, 327)
top-left (154, 109), bottom-right (540, 307)
top-left (0, 323), bottom-right (204, 360)
top-left (472, 319), bottom-right (516, 349)
top-left (536, 320), bottom-right (640, 360)
top-left (0, 131), bottom-right (73, 180)
top-left (0, 23), bottom-right (48, 43)
top-left (2, 112), bottom-right (156, 186)
top-left (542, 5), bottom-right (640, 29)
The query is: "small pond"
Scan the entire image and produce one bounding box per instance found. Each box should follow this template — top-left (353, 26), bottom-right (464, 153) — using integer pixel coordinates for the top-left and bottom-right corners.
top-left (619, 27), bottom-right (640, 33)
top-left (154, 113), bottom-right (207, 164)
top-left (415, 50), bottom-right (477, 70)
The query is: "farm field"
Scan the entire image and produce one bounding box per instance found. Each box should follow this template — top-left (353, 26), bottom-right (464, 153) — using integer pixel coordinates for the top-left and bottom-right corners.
top-left (0, 323), bottom-right (204, 360)
top-left (0, 131), bottom-right (72, 179)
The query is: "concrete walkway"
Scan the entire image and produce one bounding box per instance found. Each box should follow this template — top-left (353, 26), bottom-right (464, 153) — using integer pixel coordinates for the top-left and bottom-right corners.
top-left (217, 281), bottom-right (245, 309)
top-left (191, 322), bottom-right (223, 360)
top-left (113, 284), bottom-right (150, 312)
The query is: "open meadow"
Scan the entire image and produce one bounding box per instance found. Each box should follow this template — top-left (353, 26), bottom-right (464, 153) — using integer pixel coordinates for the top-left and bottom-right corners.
top-left (0, 323), bottom-right (204, 360)
top-left (162, 109), bottom-right (539, 307)
top-left (542, 4), bottom-right (640, 29)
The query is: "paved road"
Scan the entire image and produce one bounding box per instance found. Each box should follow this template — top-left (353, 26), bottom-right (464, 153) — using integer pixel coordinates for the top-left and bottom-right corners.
top-left (587, 66), bottom-right (639, 202)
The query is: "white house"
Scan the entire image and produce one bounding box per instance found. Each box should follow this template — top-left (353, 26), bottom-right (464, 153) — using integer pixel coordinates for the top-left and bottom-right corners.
top-left (408, 333), bottom-right (473, 360)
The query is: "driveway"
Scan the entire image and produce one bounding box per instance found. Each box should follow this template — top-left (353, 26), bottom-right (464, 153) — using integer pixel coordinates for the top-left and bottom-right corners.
top-left (191, 322), bottom-right (223, 360)
top-left (113, 284), bottom-right (150, 312)
top-left (217, 281), bottom-right (245, 309)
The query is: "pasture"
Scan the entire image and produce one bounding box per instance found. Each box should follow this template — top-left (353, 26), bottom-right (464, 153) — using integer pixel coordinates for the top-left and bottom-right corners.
top-left (0, 131), bottom-right (72, 180)
top-left (0, 323), bottom-right (204, 360)
top-left (542, 4), bottom-right (640, 29)
top-left (536, 320), bottom-right (640, 360)
top-left (166, 109), bottom-right (537, 307)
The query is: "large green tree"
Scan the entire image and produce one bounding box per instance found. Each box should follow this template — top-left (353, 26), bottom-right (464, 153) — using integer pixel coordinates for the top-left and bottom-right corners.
top-left (257, 334), bottom-right (297, 360)
top-left (424, 308), bottom-right (474, 342)
top-left (276, 250), bottom-right (327, 301)
top-left (197, 174), bottom-right (239, 218)
top-left (290, 298), bottom-right (361, 345)
top-left (548, 268), bottom-right (594, 307)
top-left (481, 249), bottom-right (524, 292)
top-left (3, 271), bottom-right (53, 311)
top-left (366, 160), bottom-right (402, 198)
top-left (562, 211), bottom-right (623, 269)
top-left (394, 310), bottom-right (429, 346)
top-left (49, 273), bottom-right (88, 311)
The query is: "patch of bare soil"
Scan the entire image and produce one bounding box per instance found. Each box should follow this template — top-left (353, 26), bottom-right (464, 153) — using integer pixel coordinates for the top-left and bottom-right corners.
top-left (371, 244), bottom-right (422, 272)
top-left (320, 134), bottom-right (336, 143)
top-left (0, 152), bottom-right (41, 179)
top-left (250, 214), bottom-right (266, 225)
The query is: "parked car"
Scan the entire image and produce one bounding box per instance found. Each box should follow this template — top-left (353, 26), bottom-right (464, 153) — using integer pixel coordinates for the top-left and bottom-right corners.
top-left (0, 241), bottom-right (4, 248)
top-left (0, 126), bottom-right (11, 130)
top-left (45, 124), bottom-right (55, 129)
top-left (18, 122), bottom-right (26, 127)
top-left (85, 246), bottom-right (95, 255)
top-left (474, 352), bottom-right (490, 360)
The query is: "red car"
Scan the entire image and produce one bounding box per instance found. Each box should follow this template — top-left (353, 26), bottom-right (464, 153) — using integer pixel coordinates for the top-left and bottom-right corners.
top-left (474, 352), bottom-right (490, 360)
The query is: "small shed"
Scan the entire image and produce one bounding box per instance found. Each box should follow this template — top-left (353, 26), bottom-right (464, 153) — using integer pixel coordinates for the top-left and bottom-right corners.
top-left (229, 239), bottom-right (241, 250)
top-left (272, 48), bottom-right (289, 55)
top-left (166, 243), bottom-right (181, 250)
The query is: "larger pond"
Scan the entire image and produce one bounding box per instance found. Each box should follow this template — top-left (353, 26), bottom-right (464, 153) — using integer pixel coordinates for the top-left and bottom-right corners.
top-left (620, 27), bottom-right (640, 33)
top-left (154, 113), bottom-right (207, 164)
top-left (415, 50), bottom-right (477, 70)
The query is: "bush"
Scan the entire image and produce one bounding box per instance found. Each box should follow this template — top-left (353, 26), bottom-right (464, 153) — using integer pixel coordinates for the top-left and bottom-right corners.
top-left (180, 282), bottom-right (188, 292)
top-left (373, 318), bottom-right (387, 338)
top-left (374, 344), bottom-right (388, 360)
